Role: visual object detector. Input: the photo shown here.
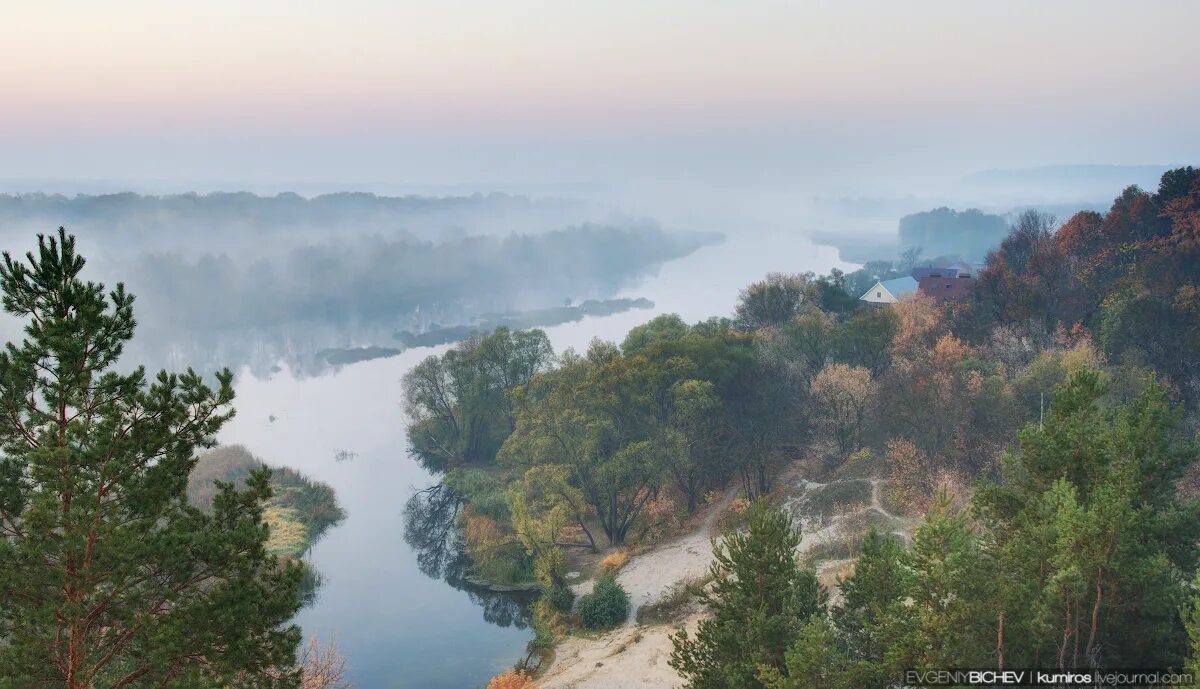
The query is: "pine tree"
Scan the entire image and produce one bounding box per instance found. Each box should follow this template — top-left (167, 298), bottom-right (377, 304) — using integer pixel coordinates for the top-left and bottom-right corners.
top-left (0, 230), bottom-right (302, 687)
top-left (759, 617), bottom-right (851, 689)
top-left (669, 500), bottom-right (824, 689)
top-left (831, 529), bottom-right (910, 688)
top-left (975, 371), bottom-right (1199, 668)
top-left (890, 489), bottom-right (997, 671)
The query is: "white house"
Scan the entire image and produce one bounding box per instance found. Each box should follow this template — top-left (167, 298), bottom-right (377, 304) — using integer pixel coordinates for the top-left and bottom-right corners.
top-left (860, 276), bottom-right (919, 304)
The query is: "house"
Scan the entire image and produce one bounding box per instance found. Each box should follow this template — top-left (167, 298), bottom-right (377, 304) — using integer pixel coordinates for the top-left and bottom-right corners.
top-left (913, 263), bottom-right (976, 303)
top-left (860, 276), bottom-right (919, 304)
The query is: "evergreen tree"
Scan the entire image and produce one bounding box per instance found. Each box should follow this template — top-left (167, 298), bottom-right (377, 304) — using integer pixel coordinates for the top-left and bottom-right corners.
top-left (975, 370), bottom-right (1199, 668)
top-left (759, 617), bottom-right (851, 689)
top-left (670, 501), bottom-right (824, 689)
top-left (891, 489), bottom-right (997, 670)
top-left (0, 230), bottom-right (301, 688)
top-left (831, 530), bottom-right (910, 688)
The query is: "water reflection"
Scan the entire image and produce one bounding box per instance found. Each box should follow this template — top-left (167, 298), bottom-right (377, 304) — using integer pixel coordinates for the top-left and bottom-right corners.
top-left (403, 482), bottom-right (534, 630)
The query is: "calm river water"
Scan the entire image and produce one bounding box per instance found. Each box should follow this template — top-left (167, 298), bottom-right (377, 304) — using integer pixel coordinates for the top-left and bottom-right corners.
top-left (218, 230), bottom-right (845, 688)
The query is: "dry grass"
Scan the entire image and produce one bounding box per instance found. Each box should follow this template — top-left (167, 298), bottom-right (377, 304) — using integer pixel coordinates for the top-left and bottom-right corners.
top-left (634, 576), bottom-right (706, 626)
top-left (599, 549), bottom-right (630, 574)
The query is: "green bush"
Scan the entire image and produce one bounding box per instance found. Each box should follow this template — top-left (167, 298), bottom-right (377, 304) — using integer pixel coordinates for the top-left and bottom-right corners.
top-left (545, 584), bottom-right (575, 613)
top-left (577, 573), bottom-right (630, 629)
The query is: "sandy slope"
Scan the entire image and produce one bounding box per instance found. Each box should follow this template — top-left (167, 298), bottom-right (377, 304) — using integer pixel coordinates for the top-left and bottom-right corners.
top-left (541, 492), bottom-right (735, 689)
top-left (539, 477), bottom-right (909, 689)
top-left (568, 488), bottom-right (736, 625)
top-left (537, 616), bottom-right (699, 689)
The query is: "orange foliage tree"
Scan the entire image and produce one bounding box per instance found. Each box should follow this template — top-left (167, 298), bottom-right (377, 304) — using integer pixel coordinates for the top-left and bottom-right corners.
top-left (486, 669), bottom-right (538, 689)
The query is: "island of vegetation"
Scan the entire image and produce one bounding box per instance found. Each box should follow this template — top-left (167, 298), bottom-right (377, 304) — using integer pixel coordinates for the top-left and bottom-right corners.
top-left (314, 297), bottom-right (656, 367)
top-left (187, 445), bottom-right (346, 558)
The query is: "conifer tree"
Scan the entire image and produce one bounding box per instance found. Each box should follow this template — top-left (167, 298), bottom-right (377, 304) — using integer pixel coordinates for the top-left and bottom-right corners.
top-left (831, 529), bottom-right (910, 688)
top-left (975, 371), bottom-right (1199, 668)
top-left (0, 230), bottom-right (301, 687)
top-left (670, 500), bottom-right (824, 689)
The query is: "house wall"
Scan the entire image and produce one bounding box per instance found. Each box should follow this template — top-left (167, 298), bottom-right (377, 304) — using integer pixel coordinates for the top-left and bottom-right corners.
top-left (860, 283), bottom-right (898, 304)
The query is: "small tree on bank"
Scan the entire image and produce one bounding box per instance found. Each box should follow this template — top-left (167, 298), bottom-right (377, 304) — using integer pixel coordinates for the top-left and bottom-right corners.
top-left (0, 230), bottom-right (302, 687)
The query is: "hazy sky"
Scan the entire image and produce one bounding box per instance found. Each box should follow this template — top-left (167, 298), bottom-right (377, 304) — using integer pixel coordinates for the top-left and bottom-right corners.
top-left (3, 0), bottom-right (1198, 192)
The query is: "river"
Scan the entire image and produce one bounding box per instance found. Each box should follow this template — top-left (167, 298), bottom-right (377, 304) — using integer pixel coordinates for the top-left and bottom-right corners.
top-left (218, 230), bottom-right (847, 688)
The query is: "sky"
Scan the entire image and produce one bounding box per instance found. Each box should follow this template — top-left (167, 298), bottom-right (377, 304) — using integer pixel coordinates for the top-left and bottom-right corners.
top-left (3, 0), bottom-right (1198, 193)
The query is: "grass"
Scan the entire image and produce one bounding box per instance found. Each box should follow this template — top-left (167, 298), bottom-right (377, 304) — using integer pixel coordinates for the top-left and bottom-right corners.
top-left (264, 506), bottom-right (310, 557)
top-left (798, 479), bottom-right (872, 521)
top-left (600, 549), bottom-right (631, 574)
top-left (635, 576), bottom-right (708, 625)
top-left (802, 515), bottom-right (906, 567)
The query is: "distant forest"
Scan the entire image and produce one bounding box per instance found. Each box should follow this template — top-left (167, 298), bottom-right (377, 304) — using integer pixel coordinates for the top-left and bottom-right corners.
top-left (0, 192), bottom-right (717, 372)
top-left (122, 224), bottom-right (716, 331)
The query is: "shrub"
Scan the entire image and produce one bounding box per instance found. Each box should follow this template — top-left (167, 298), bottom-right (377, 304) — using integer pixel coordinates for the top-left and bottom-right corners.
top-left (577, 573), bottom-right (630, 629)
top-left (599, 549), bottom-right (630, 574)
top-left (544, 584), bottom-right (575, 613)
top-left (486, 669), bottom-right (537, 689)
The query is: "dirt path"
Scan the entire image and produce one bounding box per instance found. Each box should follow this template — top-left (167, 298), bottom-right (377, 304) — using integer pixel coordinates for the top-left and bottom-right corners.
top-left (542, 490), bottom-right (737, 689)
top-left (569, 486), bottom-right (738, 625)
top-left (539, 477), bottom-right (911, 689)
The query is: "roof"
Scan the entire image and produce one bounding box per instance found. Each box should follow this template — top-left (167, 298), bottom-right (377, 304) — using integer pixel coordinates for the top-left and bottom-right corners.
top-left (945, 261), bottom-right (974, 278)
top-left (880, 276), bottom-right (919, 296)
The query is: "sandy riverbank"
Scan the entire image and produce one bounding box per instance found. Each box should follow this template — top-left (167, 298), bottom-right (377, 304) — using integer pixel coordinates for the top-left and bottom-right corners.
top-left (537, 469), bottom-right (915, 689)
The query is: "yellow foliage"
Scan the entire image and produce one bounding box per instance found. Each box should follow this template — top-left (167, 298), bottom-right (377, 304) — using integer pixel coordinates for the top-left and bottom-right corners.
top-left (932, 334), bottom-right (973, 369)
top-left (464, 512), bottom-right (509, 565)
top-left (1061, 338), bottom-right (1103, 374)
top-left (884, 438), bottom-right (931, 514)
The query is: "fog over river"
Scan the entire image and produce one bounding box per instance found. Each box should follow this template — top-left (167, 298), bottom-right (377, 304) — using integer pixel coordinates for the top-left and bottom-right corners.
top-left (218, 230), bottom-right (846, 688)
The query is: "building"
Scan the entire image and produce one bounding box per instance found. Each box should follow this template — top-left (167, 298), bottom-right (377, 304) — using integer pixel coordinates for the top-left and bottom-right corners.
top-left (913, 263), bottom-right (976, 303)
top-left (860, 276), bottom-right (919, 304)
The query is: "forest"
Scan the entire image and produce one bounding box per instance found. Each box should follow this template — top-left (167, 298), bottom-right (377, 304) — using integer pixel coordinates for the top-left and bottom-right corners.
top-left (405, 166), bottom-right (1200, 686)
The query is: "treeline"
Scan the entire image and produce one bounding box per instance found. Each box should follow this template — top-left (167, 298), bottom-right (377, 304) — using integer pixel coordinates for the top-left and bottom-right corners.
top-left (124, 224), bottom-right (716, 332)
top-left (898, 206), bottom-right (1008, 262)
top-left (667, 165), bottom-right (1200, 685)
top-left (958, 166), bottom-right (1200, 401)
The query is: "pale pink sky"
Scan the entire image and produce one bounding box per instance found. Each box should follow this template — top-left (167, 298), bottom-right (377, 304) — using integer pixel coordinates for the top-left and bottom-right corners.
top-left (3, 0), bottom-right (1197, 190)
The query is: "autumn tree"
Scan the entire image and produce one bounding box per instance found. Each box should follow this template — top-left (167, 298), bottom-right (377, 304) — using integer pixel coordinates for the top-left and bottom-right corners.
top-left (297, 636), bottom-right (351, 689)
top-left (0, 230), bottom-right (302, 687)
top-left (809, 363), bottom-right (874, 456)
top-left (486, 669), bottom-right (537, 689)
